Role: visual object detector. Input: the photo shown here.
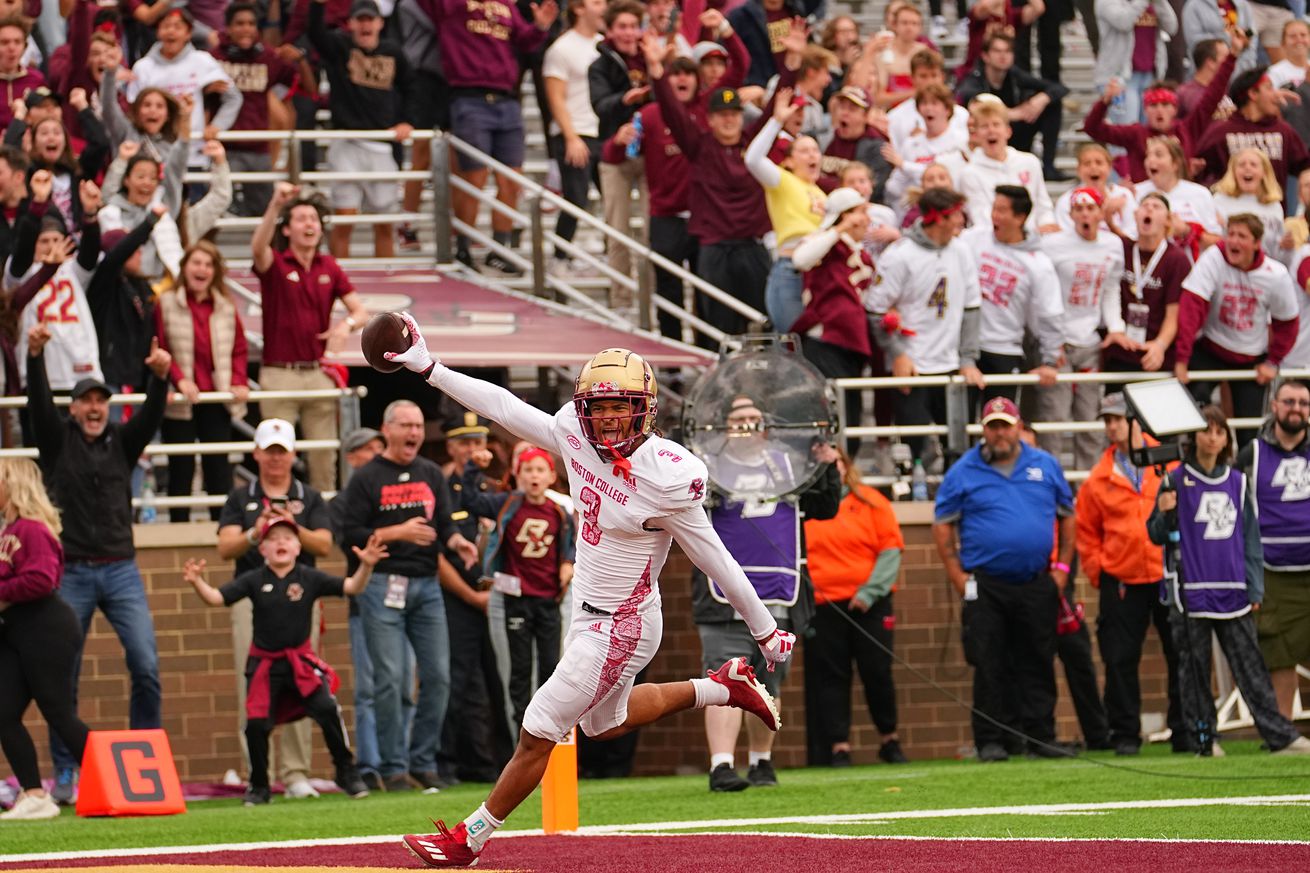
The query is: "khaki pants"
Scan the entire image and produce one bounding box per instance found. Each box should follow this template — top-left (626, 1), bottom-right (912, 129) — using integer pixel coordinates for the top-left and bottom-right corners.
top-left (231, 597), bottom-right (321, 781)
top-left (259, 366), bottom-right (339, 493)
top-left (599, 157), bottom-right (649, 305)
top-left (1036, 343), bottom-right (1105, 471)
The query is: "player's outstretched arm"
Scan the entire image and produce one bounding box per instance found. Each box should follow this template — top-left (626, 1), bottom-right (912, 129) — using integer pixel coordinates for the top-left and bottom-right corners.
top-left (385, 311), bottom-right (557, 449)
top-left (660, 509), bottom-right (794, 669)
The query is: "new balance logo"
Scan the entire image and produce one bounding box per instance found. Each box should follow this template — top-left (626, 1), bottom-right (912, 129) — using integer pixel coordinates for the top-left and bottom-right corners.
top-left (1271, 457), bottom-right (1310, 502)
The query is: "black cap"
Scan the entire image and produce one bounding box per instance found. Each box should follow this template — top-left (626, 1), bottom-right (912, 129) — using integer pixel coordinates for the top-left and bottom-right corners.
top-left (25, 87), bottom-right (61, 110)
top-left (70, 378), bottom-right (112, 400)
top-left (350, 0), bottom-right (382, 17)
top-left (708, 87), bottom-right (744, 112)
top-left (444, 410), bottom-right (490, 440)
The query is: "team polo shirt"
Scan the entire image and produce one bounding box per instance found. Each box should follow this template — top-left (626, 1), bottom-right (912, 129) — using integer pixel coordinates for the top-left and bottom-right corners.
top-left (935, 443), bottom-right (1073, 581)
top-left (255, 248), bottom-right (354, 365)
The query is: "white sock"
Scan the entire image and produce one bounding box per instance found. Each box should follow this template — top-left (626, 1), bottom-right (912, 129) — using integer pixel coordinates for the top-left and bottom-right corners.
top-left (690, 677), bottom-right (729, 708)
top-left (748, 751), bottom-right (770, 766)
top-left (710, 753), bottom-right (735, 770)
top-left (462, 804), bottom-right (503, 852)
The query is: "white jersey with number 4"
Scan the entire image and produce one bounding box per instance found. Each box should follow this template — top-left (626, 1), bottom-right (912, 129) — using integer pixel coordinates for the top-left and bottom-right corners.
top-left (1182, 245), bottom-right (1299, 358)
top-left (866, 234), bottom-right (981, 374)
top-left (1043, 230), bottom-right (1127, 348)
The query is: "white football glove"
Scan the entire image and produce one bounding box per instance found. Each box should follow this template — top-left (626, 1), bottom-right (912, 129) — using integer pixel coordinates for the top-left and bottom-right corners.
top-left (756, 627), bottom-right (796, 671)
top-left (383, 310), bottom-right (437, 375)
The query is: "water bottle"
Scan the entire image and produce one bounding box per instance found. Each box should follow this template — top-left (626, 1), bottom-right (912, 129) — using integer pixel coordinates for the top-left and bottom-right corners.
top-left (911, 459), bottom-right (929, 502)
top-left (625, 114), bottom-right (643, 160)
top-left (140, 469), bottom-right (158, 524)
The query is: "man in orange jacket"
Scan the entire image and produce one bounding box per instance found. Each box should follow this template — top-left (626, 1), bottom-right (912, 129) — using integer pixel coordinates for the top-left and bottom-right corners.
top-left (1075, 393), bottom-right (1185, 756)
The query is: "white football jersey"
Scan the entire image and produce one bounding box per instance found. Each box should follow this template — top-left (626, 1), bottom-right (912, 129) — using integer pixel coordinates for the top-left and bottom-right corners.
top-left (1043, 230), bottom-right (1127, 347)
top-left (1055, 183), bottom-right (1138, 240)
top-left (16, 261), bottom-right (103, 391)
top-left (1183, 245), bottom-right (1299, 358)
top-left (424, 364), bottom-right (779, 639)
top-left (1287, 245), bottom-right (1310, 368)
top-left (885, 126), bottom-right (970, 215)
top-left (964, 227), bottom-right (1063, 358)
top-left (866, 235), bottom-right (981, 374)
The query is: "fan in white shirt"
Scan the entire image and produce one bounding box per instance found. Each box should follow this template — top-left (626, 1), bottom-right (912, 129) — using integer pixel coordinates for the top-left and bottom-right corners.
top-left (1037, 188), bottom-right (1132, 470)
top-left (883, 83), bottom-right (970, 218)
top-left (955, 102), bottom-right (1058, 234)
top-left (964, 185), bottom-right (1064, 399)
top-left (1054, 143), bottom-right (1138, 239)
top-left (1267, 20), bottom-right (1309, 88)
top-left (1134, 135), bottom-right (1223, 258)
top-left (1210, 147), bottom-right (1291, 264)
top-left (885, 50), bottom-right (971, 152)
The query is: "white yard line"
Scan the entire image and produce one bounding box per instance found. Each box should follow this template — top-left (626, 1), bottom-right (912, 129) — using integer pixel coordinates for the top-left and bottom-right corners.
top-left (2, 794), bottom-right (1308, 863)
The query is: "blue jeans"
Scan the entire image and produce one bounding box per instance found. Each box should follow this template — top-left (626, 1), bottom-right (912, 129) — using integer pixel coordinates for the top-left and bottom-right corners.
top-left (347, 611), bottom-right (417, 774)
top-left (764, 256), bottom-right (804, 334)
top-left (50, 559), bottom-right (161, 770)
top-left (1106, 70), bottom-right (1154, 127)
top-left (358, 573), bottom-right (450, 777)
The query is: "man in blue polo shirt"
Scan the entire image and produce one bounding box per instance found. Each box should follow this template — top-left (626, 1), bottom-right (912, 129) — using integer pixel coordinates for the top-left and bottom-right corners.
top-left (932, 397), bottom-right (1075, 762)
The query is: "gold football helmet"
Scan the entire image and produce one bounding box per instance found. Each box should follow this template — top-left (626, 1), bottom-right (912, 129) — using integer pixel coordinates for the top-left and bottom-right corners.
top-left (573, 348), bottom-right (658, 458)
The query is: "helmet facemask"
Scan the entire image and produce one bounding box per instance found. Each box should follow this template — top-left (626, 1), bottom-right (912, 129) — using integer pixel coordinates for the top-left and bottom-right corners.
top-left (573, 349), bottom-right (659, 462)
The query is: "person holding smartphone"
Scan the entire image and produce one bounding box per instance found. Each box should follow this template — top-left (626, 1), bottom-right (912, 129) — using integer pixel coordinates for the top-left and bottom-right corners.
top-left (215, 418), bottom-right (335, 799)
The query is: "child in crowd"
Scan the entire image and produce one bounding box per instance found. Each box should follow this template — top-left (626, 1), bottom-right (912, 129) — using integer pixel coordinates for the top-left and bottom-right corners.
top-left (457, 447), bottom-right (575, 732)
top-left (1135, 135), bottom-right (1223, 258)
top-left (840, 161), bottom-right (900, 258)
top-left (1055, 143), bottom-right (1138, 238)
top-left (183, 519), bottom-right (387, 805)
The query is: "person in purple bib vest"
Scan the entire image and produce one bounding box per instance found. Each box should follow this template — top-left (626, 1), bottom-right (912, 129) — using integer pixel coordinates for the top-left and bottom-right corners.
top-left (1148, 405), bottom-right (1310, 757)
top-left (1235, 379), bottom-right (1310, 720)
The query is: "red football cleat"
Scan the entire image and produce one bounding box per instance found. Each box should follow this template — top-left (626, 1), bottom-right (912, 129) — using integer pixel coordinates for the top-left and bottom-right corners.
top-left (708, 657), bottom-right (781, 731)
top-left (402, 820), bottom-right (481, 868)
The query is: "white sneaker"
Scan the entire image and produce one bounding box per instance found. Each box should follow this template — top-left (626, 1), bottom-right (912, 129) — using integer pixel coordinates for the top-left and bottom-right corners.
top-left (1210, 742), bottom-right (1225, 758)
top-left (283, 778), bottom-right (320, 799)
top-left (1274, 736), bottom-right (1310, 755)
top-left (930, 14), bottom-right (948, 40)
top-left (222, 769), bottom-right (243, 787)
top-left (0, 791), bottom-right (60, 820)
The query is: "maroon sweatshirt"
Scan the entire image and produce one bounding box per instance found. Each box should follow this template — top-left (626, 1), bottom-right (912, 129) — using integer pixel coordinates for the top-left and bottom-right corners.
top-left (0, 67), bottom-right (44, 132)
top-left (430, 0), bottom-right (548, 94)
top-left (1193, 112), bottom-right (1310, 189)
top-left (601, 100), bottom-right (703, 217)
top-left (0, 517), bottom-right (65, 604)
top-left (653, 73), bottom-right (770, 245)
top-left (1081, 53), bottom-right (1235, 183)
top-left (1103, 237), bottom-right (1189, 370)
top-left (791, 235), bottom-right (875, 357)
top-left (212, 37), bottom-right (299, 152)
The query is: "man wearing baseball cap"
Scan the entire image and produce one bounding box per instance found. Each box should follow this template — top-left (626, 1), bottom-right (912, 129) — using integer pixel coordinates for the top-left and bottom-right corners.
top-left (933, 396), bottom-right (1075, 762)
top-left (27, 327), bottom-right (174, 804)
top-left (819, 84), bottom-right (892, 196)
top-left (217, 417), bottom-right (336, 798)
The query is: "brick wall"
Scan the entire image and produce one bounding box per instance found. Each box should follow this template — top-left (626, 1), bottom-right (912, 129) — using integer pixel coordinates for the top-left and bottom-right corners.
top-left (25, 513), bottom-right (1178, 782)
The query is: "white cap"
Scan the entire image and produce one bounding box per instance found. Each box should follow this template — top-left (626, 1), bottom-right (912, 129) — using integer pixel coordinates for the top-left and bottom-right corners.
top-left (254, 418), bottom-right (296, 451)
top-left (820, 187), bottom-right (868, 230)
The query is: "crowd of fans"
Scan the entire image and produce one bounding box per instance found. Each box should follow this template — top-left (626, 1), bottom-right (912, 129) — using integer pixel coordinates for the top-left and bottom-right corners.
top-left (0, 0), bottom-right (1309, 822)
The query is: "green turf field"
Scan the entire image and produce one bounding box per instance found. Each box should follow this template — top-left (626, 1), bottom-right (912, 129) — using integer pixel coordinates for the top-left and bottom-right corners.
top-left (3, 742), bottom-right (1309, 857)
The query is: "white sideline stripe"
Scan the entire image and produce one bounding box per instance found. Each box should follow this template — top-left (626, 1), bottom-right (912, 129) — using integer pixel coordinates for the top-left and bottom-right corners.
top-left (2, 794), bottom-right (1308, 863)
top-left (601, 830), bottom-right (1310, 846)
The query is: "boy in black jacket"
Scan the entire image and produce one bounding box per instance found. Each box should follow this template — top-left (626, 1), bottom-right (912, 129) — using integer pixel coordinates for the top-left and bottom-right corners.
top-left (184, 519), bottom-right (387, 805)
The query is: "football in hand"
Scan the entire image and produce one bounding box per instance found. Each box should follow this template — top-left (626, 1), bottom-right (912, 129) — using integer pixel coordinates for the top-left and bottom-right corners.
top-left (361, 312), bottom-right (413, 373)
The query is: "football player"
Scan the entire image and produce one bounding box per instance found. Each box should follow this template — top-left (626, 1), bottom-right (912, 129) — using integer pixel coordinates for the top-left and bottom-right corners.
top-left (385, 315), bottom-right (796, 869)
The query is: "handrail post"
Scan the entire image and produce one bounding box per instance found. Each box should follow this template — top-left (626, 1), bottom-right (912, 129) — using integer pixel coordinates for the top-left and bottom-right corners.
top-left (636, 252), bottom-right (653, 332)
top-left (337, 389), bottom-right (362, 490)
top-left (528, 193), bottom-right (547, 299)
top-left (945, 380), bottom-right (969, 464)
top-left (287, 129), bottom-right (301, 185)
top-left (433, 131), bottom-right (453, 264)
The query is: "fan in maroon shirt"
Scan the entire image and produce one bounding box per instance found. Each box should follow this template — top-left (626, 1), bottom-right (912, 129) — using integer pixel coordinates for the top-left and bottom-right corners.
top-left (1194, 64), bottom-right (1310, 188)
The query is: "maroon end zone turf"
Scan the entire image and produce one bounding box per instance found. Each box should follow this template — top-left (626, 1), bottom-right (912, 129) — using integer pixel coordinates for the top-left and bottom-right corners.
top-left (4, 833), bottom-right (1309, 872)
